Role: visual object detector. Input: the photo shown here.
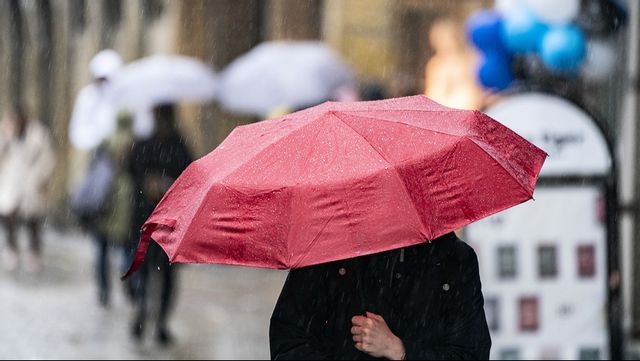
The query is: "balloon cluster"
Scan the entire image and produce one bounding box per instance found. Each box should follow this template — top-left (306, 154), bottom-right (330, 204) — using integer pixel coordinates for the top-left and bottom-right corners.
top-left (466, 0), bottom-right (626, 92)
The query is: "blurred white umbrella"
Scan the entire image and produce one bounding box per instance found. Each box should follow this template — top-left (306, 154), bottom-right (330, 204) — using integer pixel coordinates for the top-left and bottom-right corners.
top-left (70, 54), bottom-right (218, 149)
top-left (109, 55), bottom-right (217, 139)
top-left (218, 41), bottom-right (356, 117)
top-left (108, 55), bottom-right (218, 111)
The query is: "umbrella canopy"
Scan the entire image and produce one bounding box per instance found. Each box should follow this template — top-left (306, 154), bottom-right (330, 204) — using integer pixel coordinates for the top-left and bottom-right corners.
top-left (109, 55), bottom-right (217, 138)
top-left (217, 41), bottom-right (356, 117)
top-left (108, 54), bottom-right (218, 110)
top-left (70, 55), bottom-right (217, 149)
top-left (124, 95), bottom-right (546, 278)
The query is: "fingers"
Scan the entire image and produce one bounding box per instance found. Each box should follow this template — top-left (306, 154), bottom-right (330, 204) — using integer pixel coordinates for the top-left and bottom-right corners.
top-left (354, 340), bottom-right (373, 354)
top-left (366, 312), bottom-right (384, 321)
top-left (354, 342), bottom-right (364, 352)
top-left (351, 315), bottom-right (372, 327)
top-left (352, 334), bottom-right (363, 343)
top-left (351, 326), bottom-right (366, 335)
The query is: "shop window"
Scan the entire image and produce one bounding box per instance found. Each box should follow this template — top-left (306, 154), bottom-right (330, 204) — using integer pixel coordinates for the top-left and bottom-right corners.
top-left (485, 297), bottom-right (500, 332)
top-left (538, 245), bottom-right (557, 279)
top-left (578, 245), bottom-right (596, 278)
top-left (498, 246), bottom-right (517, 279)
top-left (519, 297), bottom-right (539, 332)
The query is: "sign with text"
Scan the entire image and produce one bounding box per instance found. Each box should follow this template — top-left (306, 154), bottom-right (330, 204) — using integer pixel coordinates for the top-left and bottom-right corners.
top-left (486, 93), bottom-right (611, 177)
top-left (466, 93), bottom-right (611, 360)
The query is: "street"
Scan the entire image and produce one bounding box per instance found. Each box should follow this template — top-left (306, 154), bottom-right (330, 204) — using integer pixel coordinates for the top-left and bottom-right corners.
top-left (0, 225), bottom-right (287, 359)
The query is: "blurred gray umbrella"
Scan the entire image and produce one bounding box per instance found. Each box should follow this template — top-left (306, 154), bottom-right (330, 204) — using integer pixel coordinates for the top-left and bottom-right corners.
top-left (217, 41), bottom-right (357, 117)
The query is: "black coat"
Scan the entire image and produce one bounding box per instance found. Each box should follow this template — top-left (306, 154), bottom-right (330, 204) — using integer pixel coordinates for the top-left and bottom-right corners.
top-left (269, 233), bottom-right (491, 360)
top-left (128, 134), bottom-right (192, 235)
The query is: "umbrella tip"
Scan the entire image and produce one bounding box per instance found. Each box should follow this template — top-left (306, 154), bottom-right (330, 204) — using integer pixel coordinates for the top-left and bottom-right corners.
top-left (121, 268), bottom-right (135, 281)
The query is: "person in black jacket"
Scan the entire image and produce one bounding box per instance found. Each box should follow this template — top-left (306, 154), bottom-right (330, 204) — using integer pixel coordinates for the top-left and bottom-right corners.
top-left (269, 232), bottom-right (491, 360)
top-left (127, 103), bottom-right (192, 346)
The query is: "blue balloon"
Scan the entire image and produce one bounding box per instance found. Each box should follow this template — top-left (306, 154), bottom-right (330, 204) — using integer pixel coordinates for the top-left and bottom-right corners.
top-left (540, 25), bottom-right (587, 73)
top-left (477, 52), bottom-right (514, 92)
top-left (501, 7), bottom-right (548, 54)
top-left (467, 10), bottom-right (508, 53)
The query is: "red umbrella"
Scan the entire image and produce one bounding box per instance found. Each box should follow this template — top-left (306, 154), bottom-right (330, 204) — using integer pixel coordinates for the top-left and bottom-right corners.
top-left (124, 95), bottom-right (546, 278)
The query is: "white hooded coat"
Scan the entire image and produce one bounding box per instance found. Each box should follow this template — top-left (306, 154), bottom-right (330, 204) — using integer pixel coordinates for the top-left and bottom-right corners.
top-left (0, 119), bottom-right (56, 218)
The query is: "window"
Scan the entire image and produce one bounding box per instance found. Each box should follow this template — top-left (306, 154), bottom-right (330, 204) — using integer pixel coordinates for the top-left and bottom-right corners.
top-left (485, 297), bottom-right (500, 331)
top-left (595, 195), bottom-right (605, 225)
top-left (519, 297), bottom-right (539, 331)
top-left (501, 348), bottom-right (520, 360)
top-left (498, 246), bottom-right (517, 279)
top-left (577, 245), bottom-right (596, 278)
top-left (579, 348), bottom-right (600, 360)
top-left (538, 245), bottom-right (557, 278)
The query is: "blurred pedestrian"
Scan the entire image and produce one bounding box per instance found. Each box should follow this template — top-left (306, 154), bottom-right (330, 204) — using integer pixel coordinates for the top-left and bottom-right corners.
top-left (359, 81), bottom-right (387, 101)
top-left (68, 49), bottom-right (122, 151)
top-left (69, 50), bottom-right (132, 306)
top-left (270, 232), bottom-right (491, 360)
top-left (128, 103), bottom-right (192, 345)
top-left (0, 104), bottom-right (55, 273)
top-left (423, 18), bottom-right (484, 110)
top-left (92, 113), bottom-right (135, 307)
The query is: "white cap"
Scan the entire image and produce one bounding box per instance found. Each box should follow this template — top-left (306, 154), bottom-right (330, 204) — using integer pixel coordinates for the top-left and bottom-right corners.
top-left (89, 49), bottom-right (123, 80)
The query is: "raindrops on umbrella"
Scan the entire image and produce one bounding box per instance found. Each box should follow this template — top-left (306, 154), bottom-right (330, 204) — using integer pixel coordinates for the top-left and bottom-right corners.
top-left (124, 95), bottom-right (546, 278)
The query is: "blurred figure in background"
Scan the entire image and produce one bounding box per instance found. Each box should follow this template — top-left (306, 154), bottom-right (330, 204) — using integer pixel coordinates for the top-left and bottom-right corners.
top-left (92, 113), bottom-right (135, 307)
top-left (128, 103), bottom-right (192, 346)
top-left (424, 18), bottom-right (484, 110)
top-left (0, 104), bottom-right (55, 274)
top-left (68, 49), bottom-right (122, 152)
top-left (359, 81), bottom-right (387, 101)
top-left (333, 83), bottom-right (360, 103)
top-left (68, 50), bottom-right (132, 307)
top-left (388, 73), bottom-right (420, 99)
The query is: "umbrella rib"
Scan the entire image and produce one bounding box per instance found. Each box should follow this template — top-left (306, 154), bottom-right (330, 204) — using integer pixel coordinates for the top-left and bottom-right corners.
top-left (328, 112), bottom-right (394, 166)
top-left (343, 110), bottom-right (540, 197)
top-left (334, 111), bottom-right (533, 195)
top-left (158, 158), bottom-right (220, 264)
top-left (439, 140), bottom-right (477, 227)
top-left (217, 120), bottom-right (320, 185)
top-left (290, 213), bottom-right (336, 268)
top-left (334, 110), bottom-right (466, 138)
top-left (339, 108), bottom-right (468, 115)
top-left (329, 112), bottom-right (431, 239)
top-left (202, 117), bottom-right (327, 266)
top-left (465, 137), bottom-right (534, 198)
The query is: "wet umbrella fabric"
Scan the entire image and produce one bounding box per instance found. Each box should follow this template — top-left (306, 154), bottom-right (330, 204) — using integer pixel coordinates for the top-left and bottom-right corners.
top-left (124, 95), bottom-right (546, 278)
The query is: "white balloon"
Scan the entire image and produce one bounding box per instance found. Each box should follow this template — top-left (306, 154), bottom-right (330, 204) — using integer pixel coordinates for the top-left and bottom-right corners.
top-left (525, 0), bottom-right (580, 24)
top-left (495, 0), bottom-right (524, 15)
top-left (581, 40), bottom-right (616, 82)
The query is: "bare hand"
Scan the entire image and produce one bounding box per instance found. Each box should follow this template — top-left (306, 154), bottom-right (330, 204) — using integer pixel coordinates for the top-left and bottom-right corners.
top-left (351, 312), bottom-right (405, 360)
